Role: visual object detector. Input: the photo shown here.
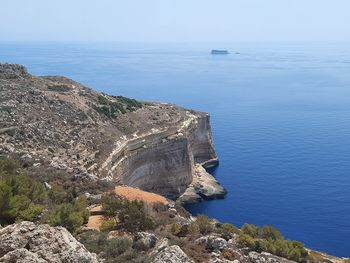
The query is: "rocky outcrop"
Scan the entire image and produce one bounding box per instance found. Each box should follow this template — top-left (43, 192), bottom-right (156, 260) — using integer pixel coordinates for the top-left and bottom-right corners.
top-left (0, 221), bottom-right (98, 263)
top-left (0, 63), bottom-right (224, 202)
top-left (196, 235), bottom-right (228, 252)
top-left (154, 245), bottom-right (194, 263)
top-left (133, 232), bottom-right (158, 250)
top-left (178, 164), bottom-right (227, 204)
top-left (248, 252), bottom-right (296, 263)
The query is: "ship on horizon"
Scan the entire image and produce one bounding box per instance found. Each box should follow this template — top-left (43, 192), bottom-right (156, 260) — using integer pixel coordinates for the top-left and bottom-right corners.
top-left (211, 49), bottom-right (229, 55)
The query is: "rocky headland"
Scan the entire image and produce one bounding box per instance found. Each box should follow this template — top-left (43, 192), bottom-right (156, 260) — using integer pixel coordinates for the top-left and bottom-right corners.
top-left (0, 63), bottom-right (225, 203)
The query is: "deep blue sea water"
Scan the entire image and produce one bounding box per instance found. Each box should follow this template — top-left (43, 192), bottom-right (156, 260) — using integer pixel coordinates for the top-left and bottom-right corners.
top-left (1, 42), bottom-right (350, 257)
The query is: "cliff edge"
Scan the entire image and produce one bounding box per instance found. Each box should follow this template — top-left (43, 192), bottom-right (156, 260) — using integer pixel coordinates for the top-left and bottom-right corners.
top-left (0, 63), bottom-right (225, 202)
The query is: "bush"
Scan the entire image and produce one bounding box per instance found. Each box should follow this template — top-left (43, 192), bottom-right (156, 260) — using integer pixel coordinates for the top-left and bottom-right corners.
top-left (237, 233), bottom-right (257, 249)
top-left (258, 225), bottom-right (283, 240)
top-left (118, 200), bottom-right (155, 233)
top-left (102, 194), bottom-right (124, 216)
top-left (78, 231), bottom-right (152, 263)
top-left (48, 185), bottom-right (69, 205)
top-left (101, 218), bottom-right (117, 232)
top-left (237, 224), bottom-right (309, 263)
top-left (241, 224), bottom-right (260, 238)
top-left (17, 204), bottom-right (45, 222)
top-left (195, 214), bottom-right (213, 234)
top-left (169, 222), bottom-right (182, 236)
top-left (78, 231), bottom-right (108, 253)
top-left (102, 196), bottom-right (155, 233)
top-left (47, 196), bottom-right (88, 233)
top-left (0, 163), bottom-right (47, 225)
top-left (188, 222), bottom-right (200, 235)
top-left (215, 223), bottom-right (240, 240)
top-left (105, 238), bottom-right (133, 258)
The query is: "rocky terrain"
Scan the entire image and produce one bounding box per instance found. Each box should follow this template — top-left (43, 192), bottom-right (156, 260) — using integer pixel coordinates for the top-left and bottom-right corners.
top-left (0, 63), bottom-right (347, 263)
top-left (0, 221), bottom-right (98, 262)
top-left (0, 63), bottom-right (225, 202)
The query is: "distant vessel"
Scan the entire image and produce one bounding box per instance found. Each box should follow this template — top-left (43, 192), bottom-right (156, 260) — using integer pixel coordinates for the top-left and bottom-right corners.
top-left (211, 49), bottom-right (229, 55)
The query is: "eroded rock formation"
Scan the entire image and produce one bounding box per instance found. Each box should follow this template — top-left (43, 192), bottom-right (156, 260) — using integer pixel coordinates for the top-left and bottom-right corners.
top-left (0, 63), bottom-right (225, 201)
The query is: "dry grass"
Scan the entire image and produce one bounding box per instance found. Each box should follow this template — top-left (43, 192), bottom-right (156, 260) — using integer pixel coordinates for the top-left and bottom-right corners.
top-left (115, 186), bottom-right (169, 205)
top-left (86, 215), bottom-right (104, 230)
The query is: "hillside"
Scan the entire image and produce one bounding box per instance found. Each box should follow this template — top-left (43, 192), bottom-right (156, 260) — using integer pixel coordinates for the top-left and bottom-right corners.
top-left (0, 63), bottom-right (346, 263)
top-left (0, 63), bottom-right (225, 202)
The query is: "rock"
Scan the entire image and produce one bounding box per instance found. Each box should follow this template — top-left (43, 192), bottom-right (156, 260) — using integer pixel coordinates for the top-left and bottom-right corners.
top-left (178, 165), bottom-right (226, 204)
top-left (153, 238), bottom-right (169, 253)
top-left (196, 235), bottom-right (228, 251)
top-left (0, 63), bottom-right (29, 79)
top-left (133, 232), bottom-right (158, 250)
top-left (154, 245), bottom-right (194, 263)
top-left (44, 182), bottom-right (52, 189)
top-left (177, 186), bottom-right (202, 204)
top-left (192, 165), bottom-right (227, 200)
top-left (0, 248), bottom-right (47, 263)
top-left (0, 221), bottom-right (98, 263)
top-left (84, 192), bottom-right (102, 201)
top-left (248, 251), bottom-right (296, 263)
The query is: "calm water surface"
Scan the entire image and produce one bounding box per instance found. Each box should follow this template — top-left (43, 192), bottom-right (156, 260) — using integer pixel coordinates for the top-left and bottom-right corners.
top-left (1, 42), bottom-right (350, 256)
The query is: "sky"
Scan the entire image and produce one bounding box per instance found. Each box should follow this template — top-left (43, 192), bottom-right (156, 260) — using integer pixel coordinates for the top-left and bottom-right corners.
top-left (0, 0), bottom-right (350, 42)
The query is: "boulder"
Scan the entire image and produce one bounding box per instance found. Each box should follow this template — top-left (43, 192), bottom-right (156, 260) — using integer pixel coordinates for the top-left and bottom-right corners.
top-left (0, 221), bottom-right (98, 263)
top-left (196, 235), bottom-right (228, 251)
top-left (249, 252), bottom-right (296, 263)
top-left (154, 245), bottom-right (194, 263)
top-left (0, 248), bottom-right (47, 263)
top-left (133, 232), bottom-right (158, 250)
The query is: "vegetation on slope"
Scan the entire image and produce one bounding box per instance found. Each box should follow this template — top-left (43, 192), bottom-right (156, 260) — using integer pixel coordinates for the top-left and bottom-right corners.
top-left (0, 157), bottom-right (334, 263)
top-left (92, 94), bottom-right (143, 118)
top-left (0, 158), bottom-right (88, 232)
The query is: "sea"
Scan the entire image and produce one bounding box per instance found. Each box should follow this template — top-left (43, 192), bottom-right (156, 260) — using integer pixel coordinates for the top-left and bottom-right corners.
top-left (1, 42), bottom-right (350, 257)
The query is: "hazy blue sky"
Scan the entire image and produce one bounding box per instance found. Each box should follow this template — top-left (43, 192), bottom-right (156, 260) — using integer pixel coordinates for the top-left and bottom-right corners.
top-left (1, 0), bottom-right (349, 42)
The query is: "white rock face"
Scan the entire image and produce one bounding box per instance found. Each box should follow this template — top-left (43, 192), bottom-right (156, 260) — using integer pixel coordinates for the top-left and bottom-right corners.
top-left (154, 245), bottom-right (194, 263)
top-left (0, 221), bottom-right (98, 263)
top-left (249, 252), bottom-right (296, 263)
top-left (196, 235), bottom-right (228, 251)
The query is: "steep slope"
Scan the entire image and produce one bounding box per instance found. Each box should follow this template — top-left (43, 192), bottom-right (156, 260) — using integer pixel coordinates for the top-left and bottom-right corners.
top-left (0, 63), bottom-right (225, 201)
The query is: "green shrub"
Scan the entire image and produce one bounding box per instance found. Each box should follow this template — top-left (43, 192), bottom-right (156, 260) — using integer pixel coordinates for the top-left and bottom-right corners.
top-left (93, 94), bottom-right (143, 118)
top-left (78, 231), bottom-right (108, 253)
top-left (118, 200), bottom-right (155, 233)
top-left (195, 214), bottom-right (213, 234)
top-left (0, 181), bottom-right (12, 224)
top-left (237, 233), bottom-right (257, 249)
top-left (102, 196), bottom-right (154, 233)
top-left (48, 203), bottom-right (83, 233)
top-left (169, 222), bottom-right (182, 236)
top-left (0, 162), bottom-right (47, 225)
top-left (241, 223), bottom-right (260, 238)
top-left (258, 225), bottom-right (283, 240)
top-left (48, 185), bottom-right (69, 205)
top-left (105, 238), bottom-right (133, 258)
top-left (237, 224), bottom-right (309, 262)
top-left (0, 158), bottom-right (19, 177)
top-left (47, 196), bottom-right (88, 233)
top-left (102, 194), bottom-right (124, 216)
top-left (101, 218), bottom-right (117, 232)
top-left (17, 204), bottom-right (45, 222)
top-left (188, 222), bottom-right (200, 235)
top-left (215, 223), bottom-right (240, 240)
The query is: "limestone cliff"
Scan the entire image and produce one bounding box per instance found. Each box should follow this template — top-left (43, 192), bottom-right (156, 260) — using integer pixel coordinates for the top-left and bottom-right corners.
top-left (0, 63), bottom-right (225, 201)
